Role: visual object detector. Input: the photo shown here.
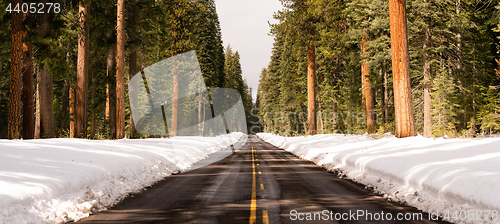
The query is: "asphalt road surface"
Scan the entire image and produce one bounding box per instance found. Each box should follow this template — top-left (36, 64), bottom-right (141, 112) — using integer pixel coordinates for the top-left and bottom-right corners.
top-left (78, 135), bottom-right (448, 224)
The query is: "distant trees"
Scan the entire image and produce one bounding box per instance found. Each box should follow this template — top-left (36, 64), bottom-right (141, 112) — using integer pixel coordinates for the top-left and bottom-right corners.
top-left (258, 0), bottom-right (500, 137)
top-left (8, 0), bottom-right (22, 140)
top-left (2, 0), bottom-right (499, 139)
top-left (224, 46), bottom-right (253, 131)
top-left (0, 0), bottom-right (248, 139)
top-left (268, 0), bottom-right (321, 135)
top-left (75, 2), bottom-right (89, 139)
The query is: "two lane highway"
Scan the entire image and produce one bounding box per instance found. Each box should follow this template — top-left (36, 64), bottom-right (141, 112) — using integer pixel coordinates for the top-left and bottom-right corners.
top-left (78, 135), bottom-right (447, 224)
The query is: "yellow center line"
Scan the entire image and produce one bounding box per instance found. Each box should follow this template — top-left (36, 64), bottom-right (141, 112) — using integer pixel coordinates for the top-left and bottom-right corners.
top-left (263, 210), bottom-right (269, 224)
top-left (258, 171), bottom-right (261, 175)
top-left (260, 183), bottom-right (264, 189)
top-left (249, 145), bottom-right (257, 224)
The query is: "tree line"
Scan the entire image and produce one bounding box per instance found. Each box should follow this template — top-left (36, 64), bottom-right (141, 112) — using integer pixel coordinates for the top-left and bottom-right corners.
top-left (0, 0), bottom-right (253, 139)
top-left (257, 0), bottom-right (500, 138)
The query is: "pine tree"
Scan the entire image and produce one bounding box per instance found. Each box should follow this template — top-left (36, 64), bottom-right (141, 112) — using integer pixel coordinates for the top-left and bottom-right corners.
top-left (116, 0), bottom-right (125, 139)
top-left (478, 87), bottom-right (500, 135)
top-left (389, 0), bottom-right (417, 138)
top-left (75, 1), bottom-right (89, 138)
top-left (22, 13), bottom-right (34, 139)
top-left (275, 0), bottom-right (319, 135)
top-left (431, 67), bottom-right (458, 136)
top-left (361, 32), bottom-right (376, 133)
top-left (8, 0), bottom-right (23, 140)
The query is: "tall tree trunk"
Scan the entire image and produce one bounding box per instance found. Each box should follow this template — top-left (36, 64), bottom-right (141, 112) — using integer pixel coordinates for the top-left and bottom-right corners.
top-left (361, 32), bottom-right (376, 133)
top-left (38, 0), bottom-right (55, 138)
top-left (128, 10), bottom-right (138, 139)
top-left (22, 16), bottom-right (35, 139)
top-left (423, 23), bottom-right (432, 138)
top-left (389, 0), bottom-right (416, 138)
top-left (76, 3), bottom-right (89, 138)
top-left (22, 49), bottom-right (34, 140)
top-left (39, 64), bottom-right (54, 138)
top-left (107, 48), bottom-right (116, 139)
top-left (34, 67), bottom-right (40, 139)
top-left (116, 0), bottom-right (125, 139)
top-left (8, 0), bottom-right (23, 140)
top-left (307, 28), bottom-right (316, 136)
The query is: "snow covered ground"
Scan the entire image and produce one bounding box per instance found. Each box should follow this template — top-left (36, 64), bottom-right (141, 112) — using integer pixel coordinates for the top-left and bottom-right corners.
top-left (0, 132), bottom-right (245, 224)
top-left (257, 133), bottom-right (500, 224)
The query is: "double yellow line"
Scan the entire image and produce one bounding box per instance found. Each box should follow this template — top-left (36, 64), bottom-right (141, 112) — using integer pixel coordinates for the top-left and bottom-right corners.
top-left (250, 145), bottom-right (257, 224)
top-left (250, 144), bottom-right (269, 224)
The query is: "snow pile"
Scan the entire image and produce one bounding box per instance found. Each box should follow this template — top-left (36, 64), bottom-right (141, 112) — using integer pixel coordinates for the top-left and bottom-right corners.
top-left (0, 132), bottom-right (245, 224)
top-left (257, 133), bottom-right (500, 224)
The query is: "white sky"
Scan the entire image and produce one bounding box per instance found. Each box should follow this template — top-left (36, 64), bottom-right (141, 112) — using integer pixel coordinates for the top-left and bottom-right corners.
top-left (215, 0), bottom-right (284, 101)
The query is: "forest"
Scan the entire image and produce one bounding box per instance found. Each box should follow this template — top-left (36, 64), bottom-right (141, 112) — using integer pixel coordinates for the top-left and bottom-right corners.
top-left (0, 0), bottom-right (253, 139)
top-left (257, 0), bottom-right (500, 138)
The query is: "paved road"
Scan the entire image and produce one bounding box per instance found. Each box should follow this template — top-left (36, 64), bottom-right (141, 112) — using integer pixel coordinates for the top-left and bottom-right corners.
top-left (78, 135), bottom-right (448, 224)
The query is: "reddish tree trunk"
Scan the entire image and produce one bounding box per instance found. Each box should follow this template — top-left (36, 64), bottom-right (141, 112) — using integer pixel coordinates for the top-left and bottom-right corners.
top-left (22, 15), bottom-right (35, 139)
top-left (76, 3), bottom-right (89, 138)
top-left (116, 0), bottom-right (125, 139)
top-left (361, 33), bottom-right (376, 133)
top-left (8, 0), bottom-right (23, 140)
top-left (389, 0), bottom-right (416, 138)
top-left (423, 24), bottom-right (432, 137)
top-left (307, 28), bottom-right (316, 136)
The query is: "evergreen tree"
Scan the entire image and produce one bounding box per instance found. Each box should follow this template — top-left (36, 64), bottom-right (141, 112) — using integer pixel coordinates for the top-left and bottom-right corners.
top-left (116, 0), bottom-right (125, 139)
top-left (8, 0), bottom-right (22, 140)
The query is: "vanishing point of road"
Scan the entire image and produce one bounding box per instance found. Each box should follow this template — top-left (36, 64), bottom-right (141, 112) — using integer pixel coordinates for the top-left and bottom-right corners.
top-left (78, 135), bottom-right (448, 224)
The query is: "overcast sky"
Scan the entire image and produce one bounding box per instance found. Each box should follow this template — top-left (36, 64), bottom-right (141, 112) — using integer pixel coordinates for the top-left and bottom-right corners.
top-left (215, 0), bottom-right (284, 101)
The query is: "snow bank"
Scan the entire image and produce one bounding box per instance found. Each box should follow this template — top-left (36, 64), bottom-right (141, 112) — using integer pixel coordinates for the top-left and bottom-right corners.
top-left (0, 133), bottom-right (245, 224)
top-left (257, 133), bottom-right (500, 224)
